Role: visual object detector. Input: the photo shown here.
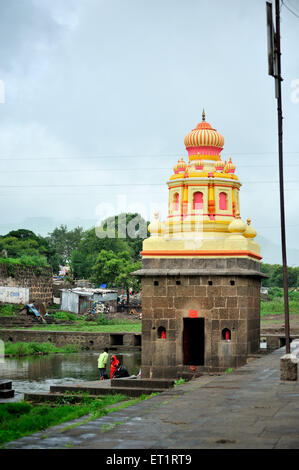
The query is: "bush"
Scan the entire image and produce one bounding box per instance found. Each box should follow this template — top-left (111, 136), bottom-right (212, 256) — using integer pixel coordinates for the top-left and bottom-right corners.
top-left (4, 341), bottom-right (79, 356)
top-left (288, 290), bottom-right (299, 301)
top-left (95, 315), bottom-right (110, 325)
top-left (51, 311), bottom-right (77, 322)
top-left (0, 304), bottom-right (26, 316)
top-left (267, 287), bottom-right (284, 300)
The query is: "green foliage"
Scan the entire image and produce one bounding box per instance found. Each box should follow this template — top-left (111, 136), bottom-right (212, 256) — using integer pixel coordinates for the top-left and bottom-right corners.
top-left (261, 287), bottom-right (299, 316)
top-left (95, 314), bottom-right (110, 325)
top-left (0, 394), bottom-right (131, 445)
top-left (0, 229), bottom-right (57, 272)
top-left (71, 213), bottom-right (148, 281)
top-left (288, 290), bottom-right (299, 300)
top-left (0, 304), bottom-right (24, 316)
top-left (94, 315), bottom-right (138, 326)
top-left (22, 321), bottom-right (141, 333)
top-left (261, 263), bottom-right (298, 288)
top-left (90, 249), bottom-right (141, 294)
top-left (174, 377), bottom-right (186, 386)
top-left (4, 341), bottom-right (80, 357)
top-left (46, 225), bottom-right (84, 266)
top-left (224, 368), bottom-right (233, 374)
top-left (50, 311), bottom-right (77, 322)
top-left (267, 287), bottom-right (284, 300)
top-left (261, 299), bottom-right (299, 316)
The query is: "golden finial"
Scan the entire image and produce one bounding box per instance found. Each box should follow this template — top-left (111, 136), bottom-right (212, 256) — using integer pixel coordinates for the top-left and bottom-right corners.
top-left (247, 218), bottom-right (251, 225)
top-left (202, 109), bottom-right (205, 121)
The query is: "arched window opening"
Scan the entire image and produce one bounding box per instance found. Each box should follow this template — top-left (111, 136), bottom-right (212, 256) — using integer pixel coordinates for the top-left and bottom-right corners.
top-left (158, 326), bottom-right (166, 339)
top-left (219, 192), bottom-right (227, 210)
top-left (193, 191), bottom-right (203, 210)
top-left (222, 328), bottom-right (231, 341)
top-left (173, 193), bottom-right (180, 211)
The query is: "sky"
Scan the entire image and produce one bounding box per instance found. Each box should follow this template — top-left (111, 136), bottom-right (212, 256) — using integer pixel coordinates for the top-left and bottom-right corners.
top-left (0, 0), bottom-right (298, 265)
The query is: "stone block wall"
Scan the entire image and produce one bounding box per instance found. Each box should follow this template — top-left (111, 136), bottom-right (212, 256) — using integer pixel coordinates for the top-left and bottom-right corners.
top-left (0, 329), bottom-right (141, 351)
top-left (0, 263), bottom-right (53, 305)
top-left (138, 257), bottom-right (263, 378)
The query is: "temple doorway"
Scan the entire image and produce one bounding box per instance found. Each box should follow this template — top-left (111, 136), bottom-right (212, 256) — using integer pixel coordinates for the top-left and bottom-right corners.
top-left (183, 318), bottom-right (205, 365)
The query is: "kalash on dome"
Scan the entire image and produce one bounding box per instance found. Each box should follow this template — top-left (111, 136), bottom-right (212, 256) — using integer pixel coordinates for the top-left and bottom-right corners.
top-left (142, 110), bottom-right (261, 261)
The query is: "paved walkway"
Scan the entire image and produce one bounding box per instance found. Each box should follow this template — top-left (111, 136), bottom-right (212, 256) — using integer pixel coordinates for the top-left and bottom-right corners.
top-left (5, 345), bottom-right (299, 449)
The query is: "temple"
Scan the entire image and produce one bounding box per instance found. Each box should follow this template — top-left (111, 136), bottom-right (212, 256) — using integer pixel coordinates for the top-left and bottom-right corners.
top-left (134, 112), bottom-right (265, 378)
top-left (142, 109), bottom-right (261, 259)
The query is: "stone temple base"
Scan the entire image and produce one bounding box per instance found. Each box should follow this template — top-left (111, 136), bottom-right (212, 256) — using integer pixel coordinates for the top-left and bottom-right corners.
top-left (133, 257), bottom-right (266, 378)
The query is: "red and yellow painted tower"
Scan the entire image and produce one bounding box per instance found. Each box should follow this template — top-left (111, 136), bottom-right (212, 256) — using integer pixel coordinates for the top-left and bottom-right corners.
top-left (134, 113), bottom-right (265, 379)
top-left (143, 110), bottom-right (260, 260)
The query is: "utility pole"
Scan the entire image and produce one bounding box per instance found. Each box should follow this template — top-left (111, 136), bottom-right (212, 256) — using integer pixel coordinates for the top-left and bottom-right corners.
top-left (266, 0), bottom-right (290, 354)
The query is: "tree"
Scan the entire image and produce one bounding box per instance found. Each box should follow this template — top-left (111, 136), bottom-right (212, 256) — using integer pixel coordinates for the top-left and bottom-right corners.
top-left (96, 213), bottom-right (149, 261)
top-left (270, 265), bottom-right (298, 288)
top-left (91, 250), bottom-right (141, 303)
top-left (47, 225), bottom-right (84, 265)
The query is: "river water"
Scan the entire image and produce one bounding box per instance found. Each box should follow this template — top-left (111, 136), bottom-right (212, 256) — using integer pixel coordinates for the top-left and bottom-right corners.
top-left (0, 350), bottom-right (141, 401)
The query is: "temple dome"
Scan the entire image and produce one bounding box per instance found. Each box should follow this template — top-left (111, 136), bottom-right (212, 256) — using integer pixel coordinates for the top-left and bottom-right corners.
top-left (228, 212), bottom-right (247, 234)
top-left (243, 218), bottom-right (257, 239)
top-left (184, 110), bottom-right (224, 156)
top-left (148, 211), bottom-right (164, 236)
top-left (225, 157), bottom-right (236, 174)
top-left (173, 157), bottom-right (188, 174)
top-left (214, 157), bottom-right (225, 172)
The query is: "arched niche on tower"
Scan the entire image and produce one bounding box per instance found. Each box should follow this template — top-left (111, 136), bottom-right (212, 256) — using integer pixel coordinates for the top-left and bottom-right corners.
top-left (193, 191), bottom-right (204, 210)
top-left (214, 186), bottom-right (233, 215)
top-left (188, 185), bottom-right (208, 215)
top-left (173, 192), bottom-right (180, 211)
top-left (168, 186), bottom-right (184, 216)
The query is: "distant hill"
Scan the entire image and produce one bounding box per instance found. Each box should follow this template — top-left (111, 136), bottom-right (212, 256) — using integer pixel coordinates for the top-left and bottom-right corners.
top-left (257, 235), bottom-right (299, 266)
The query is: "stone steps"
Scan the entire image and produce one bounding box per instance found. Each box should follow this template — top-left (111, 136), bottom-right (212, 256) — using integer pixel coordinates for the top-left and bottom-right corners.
top-left (111, 378), bottom-right (175, 389)
top-left (49, 384), bottom-right (166, 398)
top-left (0, 389), bottom-right (15, 398)
top-left (0, 380), bottom-right (15, 399)
top-left (0, 380), bottom-right (12, 390)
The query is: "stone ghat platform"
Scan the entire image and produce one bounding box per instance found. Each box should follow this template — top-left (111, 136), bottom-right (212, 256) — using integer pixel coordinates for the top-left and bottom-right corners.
top-left (24, 378), bottom-right (176, 402)
top-left (0, 380), bottom-right (15, 399)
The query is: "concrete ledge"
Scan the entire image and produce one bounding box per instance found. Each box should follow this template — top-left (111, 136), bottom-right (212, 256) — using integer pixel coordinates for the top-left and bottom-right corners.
top-left (49, 384), bottom-right (165, 397)
top-left (132, 269), bottom-right (267, 278)
top-left (0, 380), bottom-right (12, 390)
top-left (0, 389), bottom-right (14, 398)
top-left (111, 378), bottom-right (175, 389)
top-left (0, 329), bottom-right (141, 350)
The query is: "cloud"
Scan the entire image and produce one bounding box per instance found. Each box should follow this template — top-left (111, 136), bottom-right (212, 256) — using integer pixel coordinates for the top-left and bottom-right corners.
top-left (0, 0), bottom-right (298, 264)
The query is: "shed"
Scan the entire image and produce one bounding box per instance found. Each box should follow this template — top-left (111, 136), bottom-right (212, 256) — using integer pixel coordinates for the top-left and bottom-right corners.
top-left (60, 287), bottom-right (118, 314)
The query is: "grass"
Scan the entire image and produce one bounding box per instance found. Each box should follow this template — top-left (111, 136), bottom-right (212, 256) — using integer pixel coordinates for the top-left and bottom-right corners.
top-left (260, 299), bottom-right (299, 316)
top-left (0, 394), bottom-right (126, 446)
top-left (20, 320), bottom-right (141, 333)
top-left (174, 377), bottom-right (186, 386)
top-left (0, 303), bottom-right (25, 316)
top-left (0, 306), bottom-right (141, 332)
top-left (0, 393), bottom-right (156, 446)
top-left (4, 341), bottom-right (80, 357)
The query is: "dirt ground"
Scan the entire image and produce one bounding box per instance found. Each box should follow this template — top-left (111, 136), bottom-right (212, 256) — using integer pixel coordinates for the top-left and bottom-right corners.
top-left (261, 314), bottom-right (299, 335)
top-left (107, 311), bottom-right (141, 321)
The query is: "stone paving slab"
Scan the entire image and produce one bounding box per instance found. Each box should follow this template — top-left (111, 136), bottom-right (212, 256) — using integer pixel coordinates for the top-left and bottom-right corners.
top-left (4, 345), bottom-right (299, 449)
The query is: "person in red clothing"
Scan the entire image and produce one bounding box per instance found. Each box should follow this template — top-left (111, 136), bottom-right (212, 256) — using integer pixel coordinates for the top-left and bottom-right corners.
top-left (110, 355), bottom-right (120, 379)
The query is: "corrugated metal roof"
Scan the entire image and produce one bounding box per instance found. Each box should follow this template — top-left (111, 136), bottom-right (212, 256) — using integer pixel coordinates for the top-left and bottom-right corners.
top-left (60, 287), bottom-right (117, 296)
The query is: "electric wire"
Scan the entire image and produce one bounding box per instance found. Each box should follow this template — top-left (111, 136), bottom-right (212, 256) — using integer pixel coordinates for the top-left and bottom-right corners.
top-left (282, 0), bottom-right (299, 18)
